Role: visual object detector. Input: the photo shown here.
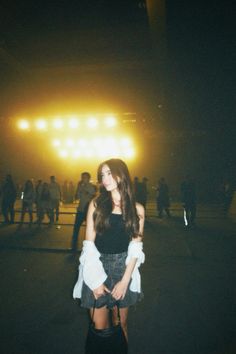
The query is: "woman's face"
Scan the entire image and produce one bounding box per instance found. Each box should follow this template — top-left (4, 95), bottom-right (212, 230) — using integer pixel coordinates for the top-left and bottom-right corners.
top-left (101, 164), bottom-right (118, 191)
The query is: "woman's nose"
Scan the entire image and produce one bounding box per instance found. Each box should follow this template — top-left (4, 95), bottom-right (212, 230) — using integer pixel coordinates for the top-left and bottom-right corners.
top-left (103, 175), bottom-right (108, 184)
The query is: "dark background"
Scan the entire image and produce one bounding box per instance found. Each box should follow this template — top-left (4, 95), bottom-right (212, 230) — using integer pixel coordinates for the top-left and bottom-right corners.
top-left (0, 0), bottom-right (235, 200)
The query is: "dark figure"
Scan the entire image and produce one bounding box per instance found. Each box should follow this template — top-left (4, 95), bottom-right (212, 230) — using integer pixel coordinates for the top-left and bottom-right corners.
top-left (156, 177), bottom-right (171, 218)
top-left (181, 175), bottom-right (196, 227)
top-left (1, 174), bottom-right (17, 224)
top-left (49, 176), bottom-right (61, 223)
top-left (38, 183), bottom-right (52, 225)
top-left (20, 180), bottom-right (35, 225)
top-left (222, 180), bottom-right (233, 214)
top-left (133, 177), bottom-right (143, 204)
top-left (139, 177), bottom-right (148, 209)
top-left (35, 180), bottom-right (43, 222)
top-left (62, 180), bottom-right (69, 204)
top-left (68, 181), bottom-right (75, 203)
top-left (71, 172), bottom-right (96, 252)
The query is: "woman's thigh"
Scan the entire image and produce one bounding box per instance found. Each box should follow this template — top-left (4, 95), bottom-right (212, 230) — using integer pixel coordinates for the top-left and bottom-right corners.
top-left (112, 307), bottom-right (128, 326)
top-left (90, 306), bottom-right (109, 329)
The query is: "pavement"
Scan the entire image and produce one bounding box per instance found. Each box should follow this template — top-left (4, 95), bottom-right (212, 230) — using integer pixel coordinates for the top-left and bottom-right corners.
top-left (0, 203), bottom-right (236, 354)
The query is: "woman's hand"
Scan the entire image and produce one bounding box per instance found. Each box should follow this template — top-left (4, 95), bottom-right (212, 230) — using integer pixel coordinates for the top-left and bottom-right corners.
top-left (111, 280), bottom-right (129, 300)
top-left (93, 284), bottom-right (110, 300)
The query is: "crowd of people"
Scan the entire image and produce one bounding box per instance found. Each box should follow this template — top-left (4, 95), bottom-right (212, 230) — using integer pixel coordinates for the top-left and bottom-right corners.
top-left (0, 172), bottom-right (233, 233)
top-left (134, 175), bottom-right (197, 228)
top-left (0, 172), bottom-right (200, 231)
top-left (0, 175), bottom-right (62, 226)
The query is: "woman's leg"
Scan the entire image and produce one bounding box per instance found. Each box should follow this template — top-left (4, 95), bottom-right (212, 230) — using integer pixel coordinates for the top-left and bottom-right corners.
top-left (90, 306), bottom-right (109, 329)
top-left (20, 206), bottom-right (26, 223)
top-left (112, 307), bottom-right (129, 340)
top-left (29, 212), bottom-right (33, 225)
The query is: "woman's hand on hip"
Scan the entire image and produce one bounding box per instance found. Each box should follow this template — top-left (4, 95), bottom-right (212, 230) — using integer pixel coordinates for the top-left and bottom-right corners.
top-left (93, 284), bottom-right (110, 299)
top-left (111, 280), bottom-right (128, 300)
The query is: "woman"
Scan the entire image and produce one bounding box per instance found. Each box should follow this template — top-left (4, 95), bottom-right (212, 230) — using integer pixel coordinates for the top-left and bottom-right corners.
top-left (19, 179), bottom-right (35, 226)
top-left (38, 182), bottom-right (52, 225)
top-left (73, 158), bottom-right (145, 341)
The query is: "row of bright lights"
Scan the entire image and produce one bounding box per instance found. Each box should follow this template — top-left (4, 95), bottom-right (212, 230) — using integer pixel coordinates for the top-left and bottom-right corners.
top-left (17, 116), bottom-right (117, 131)
top-left (52, 137), bottom-right (135, 159)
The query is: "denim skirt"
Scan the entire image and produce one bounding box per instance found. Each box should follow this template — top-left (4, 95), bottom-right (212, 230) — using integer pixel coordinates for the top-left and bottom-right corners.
top-left (80, 252), bottom-right (143, 309)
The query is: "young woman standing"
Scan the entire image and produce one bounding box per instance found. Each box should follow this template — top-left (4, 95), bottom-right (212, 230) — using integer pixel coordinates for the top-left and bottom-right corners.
top-left (73, 158), bottom-right (145, 341)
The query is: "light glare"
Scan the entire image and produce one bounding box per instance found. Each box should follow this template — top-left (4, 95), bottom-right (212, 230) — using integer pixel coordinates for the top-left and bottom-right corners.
top-left (104, 116), bottom-right (117, 128)
top-left (18, 120), bottom-right (30, 130)
top-left (53, 118), bottom-right (63, 129)
top-left (35, 119), bottom-right (47, 130)
top-left (66, 138), bottom-right (74, 147)
top-left (59, 150), bottom-right (68, 158)
top-left (120, 137), bottom-right (132, 147)
top-left (52, 139), bottom-right (61, 147)
top-left (68, 117), bottom-right (79, 128)
top-left (87, 117), bottom-right (98, 129)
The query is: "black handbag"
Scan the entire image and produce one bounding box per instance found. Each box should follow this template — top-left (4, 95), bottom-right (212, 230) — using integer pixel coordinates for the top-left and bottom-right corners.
top-left (85, 301), bottom-right (128, 354)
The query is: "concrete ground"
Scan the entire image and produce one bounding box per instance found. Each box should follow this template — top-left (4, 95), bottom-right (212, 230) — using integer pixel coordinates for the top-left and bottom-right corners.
top-left (0, 203), bottom-right (235, 354)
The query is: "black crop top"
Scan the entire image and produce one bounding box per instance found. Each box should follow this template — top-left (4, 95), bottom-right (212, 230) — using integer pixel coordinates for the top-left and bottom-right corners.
top-left (95, 213), bottom-right (130, 254)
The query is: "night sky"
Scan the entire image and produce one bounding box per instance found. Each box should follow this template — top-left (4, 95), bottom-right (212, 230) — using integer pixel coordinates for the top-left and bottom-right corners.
top-left (0, 0), bottom-right (235, 194)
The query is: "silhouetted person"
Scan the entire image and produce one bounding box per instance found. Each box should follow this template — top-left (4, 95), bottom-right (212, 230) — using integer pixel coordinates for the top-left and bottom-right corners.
top-left (156, 177), bottom-right (171, 218)
top-left (35, 179), bottom-right (43, 222)
top-left (133, 177), bottom-right (143, 204)
top-left (49, 176), bottom-right (61, 223)
top-left (38, 182), bottom-right (52, 225)
top-left (68, 181), bottom-right (75, 203)
top-left (1, 174), bottom-right (17, 224)
top-left (181, 175), bottom-right (196, 227)
top-left (19, 180), bottom-right (35, 226)
top-left (222, 180), bottom-right (233, 214)
top-left (139, 177), bottom-right (148, 209)
top-left (62, 180), bottom-right (69, 204)
top-left (71, 172), bottom-right (96, 252)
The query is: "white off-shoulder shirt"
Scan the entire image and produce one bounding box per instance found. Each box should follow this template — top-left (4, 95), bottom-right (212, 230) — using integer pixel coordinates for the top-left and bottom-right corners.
top-left (73, 240), bottom-right (145, 299)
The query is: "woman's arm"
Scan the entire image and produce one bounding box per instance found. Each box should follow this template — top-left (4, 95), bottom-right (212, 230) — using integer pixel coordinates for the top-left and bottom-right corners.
top-left (111, 203), bottom-right (145, 300)
top-left (85, 200), bottom-right (96, 241)
top-left (84, 199), bottom-right (110, 298)
top-left (134, 202), bottom-right (145, 240)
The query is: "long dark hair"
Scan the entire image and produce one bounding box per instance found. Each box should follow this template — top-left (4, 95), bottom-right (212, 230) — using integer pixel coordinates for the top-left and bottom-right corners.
top-left (93, 158), bottom-right (140, 238)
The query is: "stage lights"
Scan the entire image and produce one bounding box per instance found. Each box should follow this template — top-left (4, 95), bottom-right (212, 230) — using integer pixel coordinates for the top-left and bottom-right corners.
top-left (16, 114), bottom-right (136, 160)
top-left (58, 150), bottom-right (68, 158)
top-left (17, 115), bottom-right (118, 132)
top-left (53, 118), bottom-right (64, 129)
top-left (68, 117), bottom-right (79, 128)
top-left (35, 119), bottom-right (47, 130)
top-left (18, 119), bottom-right (30, 130)
top-left (87, 117), bottom-right (98, 129)
top-left (52, 136), bottom-right (136, 160)
top-left (52, 139), bottom-right (61, 147)
top-left (104, 116), bottom-right (117, 128)
top-left (65, 138), bottom-right (75, 147)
